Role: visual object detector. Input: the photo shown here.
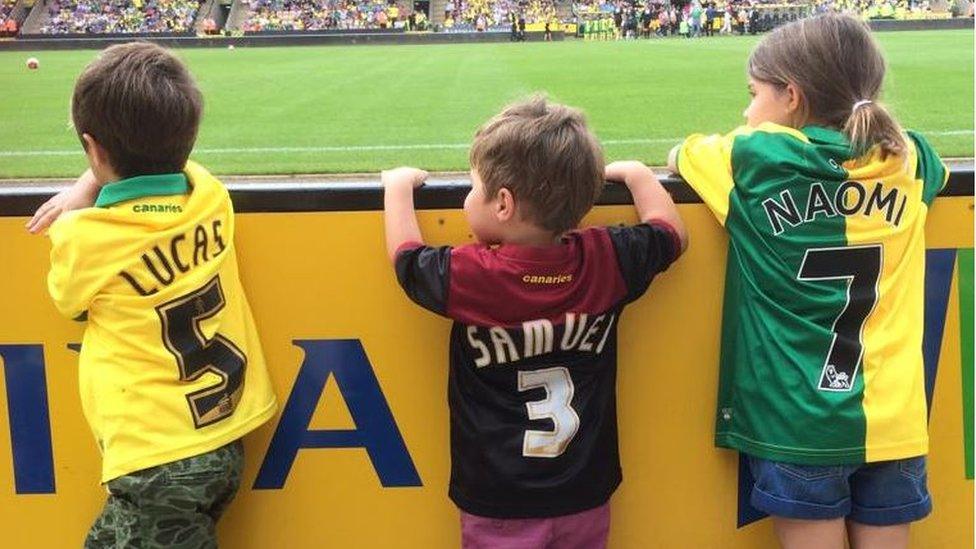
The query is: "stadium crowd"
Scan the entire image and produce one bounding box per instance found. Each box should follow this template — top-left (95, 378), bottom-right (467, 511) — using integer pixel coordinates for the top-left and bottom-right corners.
top-left (443, 0), bottom-right (556, 30)
top-left (39, 0), bottom-right (203, 34)
top-left (574, 0), bottom-right (952, 40)
top-left (10, 0), bottom-right (964, 37)
top-left (242, 0), bottom-right (416, 31)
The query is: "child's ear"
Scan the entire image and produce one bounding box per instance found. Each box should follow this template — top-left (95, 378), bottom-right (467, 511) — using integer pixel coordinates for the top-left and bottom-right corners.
top-left (81, 134), bottom-right (117, 183)
top-left (495, 187), bottom-right (516, 222)
top-left (82, 133), bottom-right (108, 171)
top-left (784, 82), bottom-right (806, 119)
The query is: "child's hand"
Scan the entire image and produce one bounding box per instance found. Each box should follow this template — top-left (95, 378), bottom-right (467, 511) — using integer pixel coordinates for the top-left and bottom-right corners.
top-left (666, 145), bottom-right (681, 174)
top-left (26, 169), bottom-right (101, 234)
top-left (382, 167), bottom-right (429, 190)
top-left (610, 159), bottom-right (688, 252)
top-left (605, 160), bottom-right (654, 184)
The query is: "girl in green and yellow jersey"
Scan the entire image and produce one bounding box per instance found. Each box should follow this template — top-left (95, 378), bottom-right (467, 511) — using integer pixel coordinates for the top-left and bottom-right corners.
top-left (670, 14), bottom-right (945, 549)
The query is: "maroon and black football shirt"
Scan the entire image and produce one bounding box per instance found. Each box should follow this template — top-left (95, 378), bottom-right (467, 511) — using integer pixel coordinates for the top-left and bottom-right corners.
top-left (395, 223), bottom-right (681, 518)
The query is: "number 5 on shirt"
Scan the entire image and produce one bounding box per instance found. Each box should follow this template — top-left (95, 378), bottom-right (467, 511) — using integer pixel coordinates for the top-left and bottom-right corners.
top-left (156, 276), bottom-right (248, 428)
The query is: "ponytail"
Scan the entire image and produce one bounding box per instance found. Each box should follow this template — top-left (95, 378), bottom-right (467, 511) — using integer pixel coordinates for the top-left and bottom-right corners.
top-left (749, 14), bottom-right (909, 160)
top-left (843, 100), bottom-right (907, 159)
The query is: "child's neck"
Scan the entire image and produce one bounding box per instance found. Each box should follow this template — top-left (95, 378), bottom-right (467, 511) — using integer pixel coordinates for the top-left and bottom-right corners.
top-left (497, 225), bottom-right (562, 247)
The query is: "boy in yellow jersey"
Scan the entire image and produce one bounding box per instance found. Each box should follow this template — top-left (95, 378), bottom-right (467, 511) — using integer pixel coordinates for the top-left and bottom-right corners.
top-left (27, 42), bottom-right (277, 548)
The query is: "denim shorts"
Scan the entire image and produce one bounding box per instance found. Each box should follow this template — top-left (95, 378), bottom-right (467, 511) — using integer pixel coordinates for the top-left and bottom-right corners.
top-left (747, 454), bottom-right (932, 526)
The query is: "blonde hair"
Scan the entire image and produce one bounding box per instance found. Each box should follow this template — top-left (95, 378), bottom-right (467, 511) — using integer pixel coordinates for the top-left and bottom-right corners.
top-left (748, 13), bottom-right (906, 158)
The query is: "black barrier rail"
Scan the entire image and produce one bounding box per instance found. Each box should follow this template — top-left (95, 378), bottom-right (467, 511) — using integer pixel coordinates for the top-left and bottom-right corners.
top-left (0, 164), bottom-right (971, 216)
top-left (241, 28), bottom-right (404, 36)
top-left (18, 31), bottom-right (193, 40)
top-left (0, 29), bottom-right (560, 51)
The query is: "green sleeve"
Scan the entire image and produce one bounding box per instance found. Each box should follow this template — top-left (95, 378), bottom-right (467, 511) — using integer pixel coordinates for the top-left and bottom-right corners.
top-left (908, 130), bottom-right (949, 206)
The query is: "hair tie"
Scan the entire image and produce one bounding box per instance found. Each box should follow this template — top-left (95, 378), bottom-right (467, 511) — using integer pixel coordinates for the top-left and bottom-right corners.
top-left (852, 99), bottom-right (873, 112)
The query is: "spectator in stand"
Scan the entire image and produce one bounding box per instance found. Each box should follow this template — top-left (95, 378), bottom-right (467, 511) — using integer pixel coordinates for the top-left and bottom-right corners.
top-left (388, 2), bottom-right (398, 26)
top-left (689, 1), bottom-right (702, 36)
top-left (0, 0), bottom-right (17, 36)
top-left (1, 18), bottom-right (16, 37)
top-left (657, 7), bottom-right (668, 35)
top-left (509, 10), bottom-right (518, 39)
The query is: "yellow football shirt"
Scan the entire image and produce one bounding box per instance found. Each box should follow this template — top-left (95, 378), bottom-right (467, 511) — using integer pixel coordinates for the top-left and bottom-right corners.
top-left (48, 161), bottom-right (277, 482)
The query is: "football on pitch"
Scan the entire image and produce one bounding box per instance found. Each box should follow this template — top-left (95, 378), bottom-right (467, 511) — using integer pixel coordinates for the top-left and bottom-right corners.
top-left (26, 57), bottom-right (39, 70)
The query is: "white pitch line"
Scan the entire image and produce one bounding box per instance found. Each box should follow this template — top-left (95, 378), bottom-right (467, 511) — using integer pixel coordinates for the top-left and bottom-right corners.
top-left (0, 130), bottom-right (972, 157)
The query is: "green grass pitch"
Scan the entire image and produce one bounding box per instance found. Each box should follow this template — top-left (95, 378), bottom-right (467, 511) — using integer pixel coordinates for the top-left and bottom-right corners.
top-left (0, 30), bottom-right (972, 179)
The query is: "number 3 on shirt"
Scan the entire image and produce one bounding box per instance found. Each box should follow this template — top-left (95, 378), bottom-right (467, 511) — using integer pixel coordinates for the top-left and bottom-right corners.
top-left (156, 276), bottom-right (247, 428)
top-left (518, 367), bottom-right (580, 458)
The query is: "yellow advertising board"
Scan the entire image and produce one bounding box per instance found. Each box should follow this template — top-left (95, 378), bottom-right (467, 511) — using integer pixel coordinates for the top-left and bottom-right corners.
top-left (0, 180), bottom-right (971, 547)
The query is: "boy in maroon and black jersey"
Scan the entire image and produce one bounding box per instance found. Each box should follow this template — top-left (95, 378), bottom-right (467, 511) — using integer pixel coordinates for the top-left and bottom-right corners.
top-left (383, 97), bottom-right (688, 548)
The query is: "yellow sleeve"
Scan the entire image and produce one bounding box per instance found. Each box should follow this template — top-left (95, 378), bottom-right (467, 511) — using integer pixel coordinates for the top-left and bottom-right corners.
top-left (676, 131), bottom-right (738, 226)
top-left (47, 213), bottom-right (102, 320)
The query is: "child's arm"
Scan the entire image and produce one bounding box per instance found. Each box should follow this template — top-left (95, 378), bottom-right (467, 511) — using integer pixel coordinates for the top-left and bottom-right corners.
top-left (606, 160), bottom-right (688, 252)
top-left (383, 167), bottom-right (429, 262)
top-left (26, 169), bottom-right (102, 234)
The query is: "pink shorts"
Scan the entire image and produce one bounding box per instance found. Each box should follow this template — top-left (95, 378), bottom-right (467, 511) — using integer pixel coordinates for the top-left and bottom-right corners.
top-left (460, 503), bottom-right (611, 549)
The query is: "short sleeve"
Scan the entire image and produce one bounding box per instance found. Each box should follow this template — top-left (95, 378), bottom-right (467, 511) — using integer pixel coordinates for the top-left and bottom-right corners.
top-left (677, 131), bottom-right (738, 226)
top-left (47, 214), bottom-right (101, 321)
top-left (394, 243), bottom-right (452, 316)
top-left (907, 130), bottom-right (949, 206)
top-left (606, 223), bottom-right (681, 303)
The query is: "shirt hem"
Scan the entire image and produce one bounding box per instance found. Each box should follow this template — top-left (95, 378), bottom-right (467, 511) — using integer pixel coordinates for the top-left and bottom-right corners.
top-left (865, 439), bottom-right (929, 463)
top-left (449, 477), bottom-right (620, 519)
top-left (717, 432), bottom-right (929, 465)
top-left (100, 400), bottom-right (277, 483)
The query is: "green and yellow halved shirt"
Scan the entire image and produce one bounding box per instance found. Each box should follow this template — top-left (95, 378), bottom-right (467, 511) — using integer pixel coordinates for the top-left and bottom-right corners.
top-left (48, 161), bottom-right (277, 482)
top-left (678, 123), bottom-right (947, 464)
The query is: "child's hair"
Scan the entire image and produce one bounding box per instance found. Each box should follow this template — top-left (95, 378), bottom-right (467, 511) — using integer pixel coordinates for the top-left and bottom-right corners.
top-left (748, 13), bottom-right (907, 158)
top-left (469, 96), bottom-right (605, 235)
top-left (72, 42), bottom-right (203, 179)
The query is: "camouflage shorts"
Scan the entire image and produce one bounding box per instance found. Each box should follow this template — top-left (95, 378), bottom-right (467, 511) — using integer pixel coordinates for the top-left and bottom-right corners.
top-left (85, 440), bottom-right (244, 549)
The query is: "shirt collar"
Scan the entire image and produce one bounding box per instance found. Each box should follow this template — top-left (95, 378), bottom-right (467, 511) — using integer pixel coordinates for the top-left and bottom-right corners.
top-left (95, 172), bottom-right (190, 208)
top-left (801, 125), bottom-right (849, 147)
top-left (495, 234), bottom-right (578, 263)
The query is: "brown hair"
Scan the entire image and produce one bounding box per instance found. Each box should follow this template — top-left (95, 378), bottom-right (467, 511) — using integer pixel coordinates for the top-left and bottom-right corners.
top-left (748, 13), bottom-right (906, 158)
top-left (469, 96), bottom-right (605, 235)
top-left (72, 42), bottom-right (203, 179)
